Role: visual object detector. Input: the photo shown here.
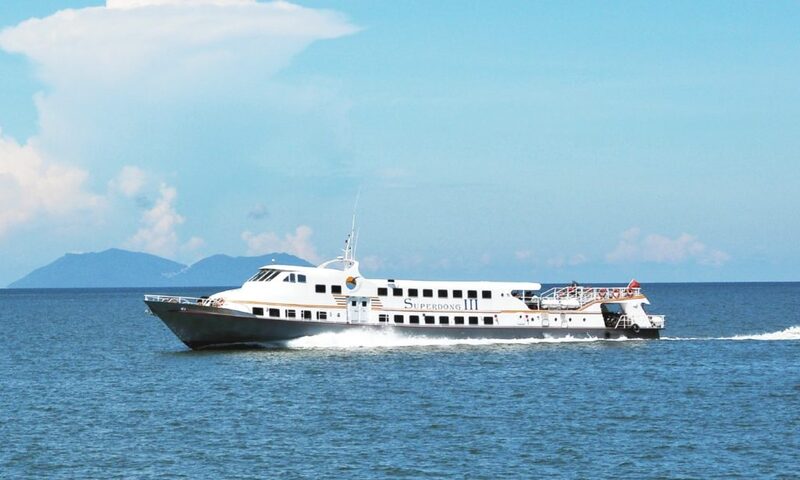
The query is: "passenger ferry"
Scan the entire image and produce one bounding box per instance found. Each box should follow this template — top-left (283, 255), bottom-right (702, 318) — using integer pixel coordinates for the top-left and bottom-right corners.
top-left (145, 229), bottom-right (665, 349)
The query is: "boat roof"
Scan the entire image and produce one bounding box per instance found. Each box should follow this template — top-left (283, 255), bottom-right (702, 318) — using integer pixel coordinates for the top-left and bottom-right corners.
top-left (257, 263), bottom-right (541, 291)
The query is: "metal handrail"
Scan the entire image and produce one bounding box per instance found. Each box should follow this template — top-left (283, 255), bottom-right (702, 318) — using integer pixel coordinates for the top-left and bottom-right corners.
top-left (144, 294), bottom-right (217, 306)
top-left (539, 286), bottom-right (642, 307)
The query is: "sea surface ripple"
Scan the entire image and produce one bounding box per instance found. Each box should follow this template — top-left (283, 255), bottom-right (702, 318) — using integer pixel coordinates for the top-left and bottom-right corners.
top-left (1, 282), bottom-right (799, 478)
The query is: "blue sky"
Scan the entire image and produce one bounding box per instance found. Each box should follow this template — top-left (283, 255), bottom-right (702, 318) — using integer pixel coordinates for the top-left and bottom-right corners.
top-left (0, 0), bottom-right (798, 286)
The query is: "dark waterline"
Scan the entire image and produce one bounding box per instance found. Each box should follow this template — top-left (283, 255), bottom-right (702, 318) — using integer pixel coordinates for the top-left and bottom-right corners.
top-left (1, 283), bottom-right (799, 478)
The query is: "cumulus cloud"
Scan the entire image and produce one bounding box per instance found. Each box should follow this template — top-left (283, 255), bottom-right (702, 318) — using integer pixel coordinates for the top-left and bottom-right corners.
top-left (547, 253), bottom-right (588, 268)
top-left (606, 227), bottom-right (730, 267)
top-left (125, 183), bottom-right (200, 257)
top-left (247, 203), bottom-right (270, 220)
top-left (242, 225), bottom-right (320, 263)
top-left (108, 0), bottom-right (252, 8)
top-left (515, 250), bottom-right (533, 261)
top-left (0, 0), bottom-right (357, 261)
top-left (0, 132), bottom-right (99, 237)
top-left (360, 254), bottom-right (384, 271)
top-left (108, 165), bottom-right (147, 197)
top-left (0, 0), bottom-right (357, 93)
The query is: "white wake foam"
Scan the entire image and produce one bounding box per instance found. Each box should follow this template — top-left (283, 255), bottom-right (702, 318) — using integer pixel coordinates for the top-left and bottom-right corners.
top-left (280, 325), bottom-right (800, 349)
top-left (281, 329), bottom-right (640, 350)
top-left (662, 325), bottom-right (800, 342)
top-left (725, 325), bottom-right (800, 341)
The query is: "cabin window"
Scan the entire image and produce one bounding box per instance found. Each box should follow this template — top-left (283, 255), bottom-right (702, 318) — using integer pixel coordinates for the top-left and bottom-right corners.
top-left (269, 308), bottom-right (280, 317)
top-left (393, 288), bottom-right (403, 297)
top-left (437, 289), bottom-right (448, 298)
top-left (482, 290), bottom-right (492, 299)
top-left (452, 290), bottom-right (463, 298)
top-left (424, 315), bottom-right (435, 324)
top-left (483, 316), bottom-right (494, 325)
top-left (362, 301), bottom-right (367, 307)
top-left (351, 300), bottom-right (357, 307)
top-left (253, 270), bottom-right (279, 282)
top-left (423, 289), bottom-right (433, 298)
top-left (439, 316), bottom-right (449, 325)
top-left (301, 310), bottom-right (311, 320)
top-left (252, 307), bottom-right (264, 316)
top-left (316, 311), bottom-right (327, 320)
top-left (297, 274), bottom-right (307, 284)
top-left (379, 314), bottom-right (389, 323)
top-left (410, 315), bottom-right (420, 324)
top-left (251, 269), bottom-right (275, 282)
top-left (332, 285), bottom-right (342, 294)
top-left (286, 309), bottom-right (296, 318)
top-left (394, 314), bottom-right (404, 324)
top-left (467, 290), bottom-right (478, 299)
top-left (454, 316), bottom-right (465, 325)
top-left (408, 288), bottom-right (419, 297)
top-left (468, 316), bottom-right (479, 325)
top-left (284, 273), bottom-right (297, 283)
top-left (315, 284), bottom-right (326, 293)
top-left (378, 287), bottom-right (388, 296)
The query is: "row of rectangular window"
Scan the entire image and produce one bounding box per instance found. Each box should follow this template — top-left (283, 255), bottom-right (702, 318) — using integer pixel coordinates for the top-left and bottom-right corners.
top-left (252, 307), bottom-right (327, 321)
top-left (252, 307), bottom-right (493, 325)
top-left (377, 287), bottom-right (492, 299)
top-left (379, 314), bottom-right (494, 325)
top-left (315, 284), bottom-right (343, 294)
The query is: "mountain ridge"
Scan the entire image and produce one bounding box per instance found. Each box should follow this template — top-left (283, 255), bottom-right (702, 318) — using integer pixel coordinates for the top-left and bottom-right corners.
top-left (7, 249), bottom-right (312, 288)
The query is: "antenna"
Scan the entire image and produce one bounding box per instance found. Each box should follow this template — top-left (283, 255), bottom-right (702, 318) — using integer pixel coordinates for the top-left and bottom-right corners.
top-left (343, 189), bottom-right (360, 263)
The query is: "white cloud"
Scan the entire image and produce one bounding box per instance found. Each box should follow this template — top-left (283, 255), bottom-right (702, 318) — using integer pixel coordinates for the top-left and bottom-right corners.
top-left (107, 0), bottom-right (252, 8)
top-left (0, 132), bottom-right (99, 237)
top-left (547, 253), bottom-right (588, 268)
top-left (242, 225), bottom-right (320, 263)
top-left (0, 1), bottom-right (357, 93)
top-left (125, 183), bottom-right (189, 257)
top-left (0, 0), bottom-right (356, 254)
top-left (108, 165), bottom-right (147, 197)
top-left (515, 250), bottom-right (532, 260)
top-left (606, 227), bottom-right (730, 267)
top-left (247, 203), bottom-right (270, 220)
top-left (360, 255), bottom-right (384, 271)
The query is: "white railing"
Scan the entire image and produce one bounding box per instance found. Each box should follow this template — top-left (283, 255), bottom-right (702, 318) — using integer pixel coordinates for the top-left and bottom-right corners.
top-left (538, 286), bottom-right (642, 309)
top-left (144, 294), bottom-right (220, 307)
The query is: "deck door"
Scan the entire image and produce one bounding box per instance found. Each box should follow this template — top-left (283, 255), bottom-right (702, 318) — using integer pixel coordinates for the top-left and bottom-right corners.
top-left (347, 297), bottom-right (371, 323)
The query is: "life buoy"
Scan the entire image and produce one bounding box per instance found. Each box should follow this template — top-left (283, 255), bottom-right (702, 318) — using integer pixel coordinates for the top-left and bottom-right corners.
top-left (631, 323), bottom-right (640, 334)
top-left (612, 289), bottom-right (620, 299)
top-left (598, 288), bottom-right (607, 299)
top-left (624, 289), bottom-right (633, 297)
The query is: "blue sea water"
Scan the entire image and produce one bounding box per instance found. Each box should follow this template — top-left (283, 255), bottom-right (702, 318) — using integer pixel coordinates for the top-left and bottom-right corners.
top-left (1, 283), bottom-right (799, 479)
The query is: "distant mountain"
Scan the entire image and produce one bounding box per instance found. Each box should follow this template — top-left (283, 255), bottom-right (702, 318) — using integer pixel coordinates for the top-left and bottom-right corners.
top-left (7, 249), bottom-right (312, 288)
top-left (172, 253), bottom-right (312, 286)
